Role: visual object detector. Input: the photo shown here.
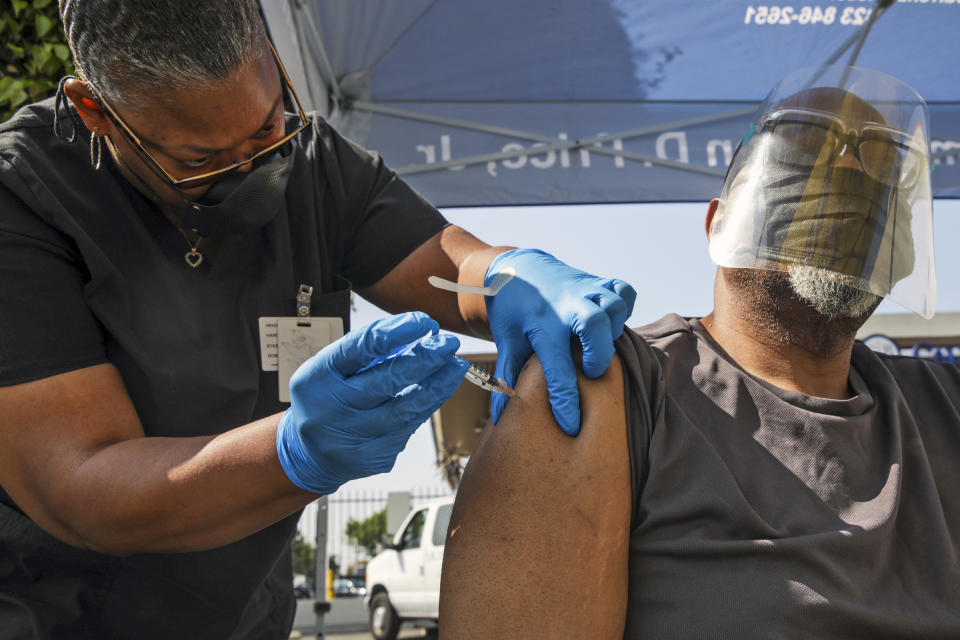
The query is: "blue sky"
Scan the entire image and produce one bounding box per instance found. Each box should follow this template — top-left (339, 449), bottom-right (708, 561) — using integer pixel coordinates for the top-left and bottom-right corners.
top-left (335, 199), bottom-right (960, 494)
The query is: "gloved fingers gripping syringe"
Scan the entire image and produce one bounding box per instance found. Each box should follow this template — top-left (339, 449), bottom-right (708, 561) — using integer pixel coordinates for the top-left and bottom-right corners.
top-left (356, 333), bottom-right (515, 396)
top-left (277, 311), bottom-right (471, 495)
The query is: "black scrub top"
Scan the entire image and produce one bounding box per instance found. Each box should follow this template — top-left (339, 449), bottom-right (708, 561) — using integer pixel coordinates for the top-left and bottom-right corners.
top-left (0, 98), bottom-right (448, 639)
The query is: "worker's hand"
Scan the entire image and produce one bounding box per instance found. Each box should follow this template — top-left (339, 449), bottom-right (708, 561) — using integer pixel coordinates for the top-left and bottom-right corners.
top-left (485, 249), bottom-right (636, 436)
top-left (276, 312), bottom-right (469, 494)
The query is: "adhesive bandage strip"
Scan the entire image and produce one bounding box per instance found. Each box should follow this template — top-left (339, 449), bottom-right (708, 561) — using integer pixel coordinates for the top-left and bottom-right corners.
top-left (427, 267), bottom-right (515, 297)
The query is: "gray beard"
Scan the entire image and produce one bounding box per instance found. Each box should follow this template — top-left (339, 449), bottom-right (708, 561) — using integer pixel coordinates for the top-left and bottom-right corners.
top-left (724, 266), bottom-right (881, 357)
top-left (787, 265), bottom-right (883, 319)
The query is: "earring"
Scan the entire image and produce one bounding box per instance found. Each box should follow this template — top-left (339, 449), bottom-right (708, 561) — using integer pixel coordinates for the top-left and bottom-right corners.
top-left (90, 126), bottom-right (102, 170)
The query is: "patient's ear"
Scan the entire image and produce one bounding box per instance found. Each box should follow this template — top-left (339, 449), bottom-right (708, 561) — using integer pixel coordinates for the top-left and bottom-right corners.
top-left (705, 199), bottom-right (720, 238)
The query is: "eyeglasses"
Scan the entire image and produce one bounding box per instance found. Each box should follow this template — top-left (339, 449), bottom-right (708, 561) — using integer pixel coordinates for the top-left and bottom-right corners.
top-left (90, 41), bottom-right (309, 188)
top-left (760, 109), bottom-right (927, 188)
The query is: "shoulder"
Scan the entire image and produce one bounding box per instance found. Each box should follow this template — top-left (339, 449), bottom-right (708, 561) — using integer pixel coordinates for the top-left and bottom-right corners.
top-left (0, 97), bottom-right (71, 168)
top-left (0, 97), bottom-right (58, 137)
top-left (489, 351), bottom-right (626, 470)
top-left (630, 313), bottom-right (704, 357)
top-left (622, 313), bottom-right (702, 374)
top-left (1, 98), bottom-right (90, 209)
top-left (302, 112), bottom-right (381, 170)
top-left (440, 353), bottom-right (631, 638)
top-left (450, 351), bottom-right (628, 503)
top-left (854, 342), bottom-right (960, 410)
top-left (297, 112), bottom-right (398, 204)
top-left (616, 315), bottom-right (699, 410)
top-left (455, 349), bottom-right (632, 542)
top-left (854, 340), bottom-right (960, 382)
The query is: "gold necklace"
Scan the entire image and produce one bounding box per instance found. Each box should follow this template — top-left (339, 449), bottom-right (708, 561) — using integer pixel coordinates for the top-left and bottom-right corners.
top-left (176, 226), bottom-right (204, 268)
top-left (106, 147), bottom-right (206, 268)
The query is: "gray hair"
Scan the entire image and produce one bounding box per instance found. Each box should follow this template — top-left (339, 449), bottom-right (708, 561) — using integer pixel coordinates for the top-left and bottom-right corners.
top-left (59, 0), bottom-right (268, 106)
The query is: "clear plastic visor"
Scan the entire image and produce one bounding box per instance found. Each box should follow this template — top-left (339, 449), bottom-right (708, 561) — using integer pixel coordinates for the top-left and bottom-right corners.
top-left (708, 66), bottom-right (935, 318)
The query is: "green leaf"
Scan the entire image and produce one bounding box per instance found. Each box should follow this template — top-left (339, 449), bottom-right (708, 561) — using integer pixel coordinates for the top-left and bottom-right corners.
top-left (44, 58), bottom-right (62, 76)
top-left (41, 58), bottom-right (60, 76)
top-left (31, 79), bottom-right (55, 95)
top-left (30, 44), bottom-right (51, 66)
top-left (35, 13), bottom-right (54, 38)
top-left (345, 509), bottom-right (387, 557)
top-left (0, 0), bottom-right (74, 110)
top-left (0, 78), bottom-right (24, 103)
top-left (10, 88), bottom-right (29, 108)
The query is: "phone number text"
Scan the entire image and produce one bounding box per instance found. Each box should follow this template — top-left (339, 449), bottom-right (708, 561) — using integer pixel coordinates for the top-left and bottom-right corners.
top-left (744, 5), bottom-right (875, 25)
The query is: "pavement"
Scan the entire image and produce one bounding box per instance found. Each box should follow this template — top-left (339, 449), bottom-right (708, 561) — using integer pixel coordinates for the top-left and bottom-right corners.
top-left (290, 596), bottom-right (433, 640)
top-left (290, 631), bottom-right (428, 640)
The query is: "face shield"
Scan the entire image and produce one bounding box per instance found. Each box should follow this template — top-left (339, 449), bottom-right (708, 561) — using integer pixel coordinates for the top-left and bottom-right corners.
top-left (708, 65), bottom-right (935, 318)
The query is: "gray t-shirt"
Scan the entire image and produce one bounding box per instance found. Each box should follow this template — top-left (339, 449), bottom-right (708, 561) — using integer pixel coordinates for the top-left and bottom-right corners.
top-left (619, 314), bottom-right (960, 639)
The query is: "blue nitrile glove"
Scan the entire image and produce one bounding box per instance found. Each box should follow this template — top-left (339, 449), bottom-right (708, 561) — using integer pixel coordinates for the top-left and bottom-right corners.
top-left (485, 249), bottom-right (637, 436)
top-left (276, 311), bottom-right (470, 494)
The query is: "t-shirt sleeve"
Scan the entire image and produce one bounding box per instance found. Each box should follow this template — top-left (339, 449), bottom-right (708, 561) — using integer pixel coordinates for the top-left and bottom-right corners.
top-left (615, 329), bottom-right (665, 529)
top-left (0, 179), bottom-right (106, 386)
top-left (315, 120), bottom-right (449, 290)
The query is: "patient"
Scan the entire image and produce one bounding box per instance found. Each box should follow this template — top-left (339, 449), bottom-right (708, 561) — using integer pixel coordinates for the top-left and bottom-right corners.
top-left (438, 66), bottom-right (960, 639)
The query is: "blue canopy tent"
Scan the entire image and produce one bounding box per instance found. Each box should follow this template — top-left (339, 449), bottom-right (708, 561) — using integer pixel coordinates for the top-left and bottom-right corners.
top-left (261, 0), bottom-right (960, 207)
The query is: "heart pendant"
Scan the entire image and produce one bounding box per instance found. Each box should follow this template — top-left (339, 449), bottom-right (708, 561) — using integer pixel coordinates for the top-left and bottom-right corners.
top-left (184, 249), bottom-right (203, 268)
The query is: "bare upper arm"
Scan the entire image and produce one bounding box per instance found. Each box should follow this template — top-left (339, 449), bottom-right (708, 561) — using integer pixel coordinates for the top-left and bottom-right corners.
top-left (357, 225), bottom-right (507, 337)
top-left (0, 363), bottom-right (143, 546)
top-left (439, 352), bottom-right (631, 639)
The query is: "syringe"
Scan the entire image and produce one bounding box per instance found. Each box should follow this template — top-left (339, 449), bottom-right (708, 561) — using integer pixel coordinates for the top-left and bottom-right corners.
top-left (460, 360), bottom-right (515, 396)
top-left (355, 337), bottom-right (515, 396)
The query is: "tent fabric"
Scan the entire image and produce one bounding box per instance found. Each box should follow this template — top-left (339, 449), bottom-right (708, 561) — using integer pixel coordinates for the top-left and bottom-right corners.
top-left (263, 0), bottom-right (960, 207)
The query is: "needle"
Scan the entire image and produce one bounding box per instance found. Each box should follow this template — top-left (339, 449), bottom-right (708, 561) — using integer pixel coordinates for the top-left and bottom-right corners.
top-left (355, 338), bottom-right (515, 396)
top-left (459, 359), bottom-right (515, 396)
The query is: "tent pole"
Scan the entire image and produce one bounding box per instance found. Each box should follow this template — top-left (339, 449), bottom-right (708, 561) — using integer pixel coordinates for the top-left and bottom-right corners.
top-left (394, 138), bottom-right (725, 178)
top-left (840, 0), bottom-right (895, 85)
top-left (354, 100), bottom-right (756, 145)
top-left (806, 0), bottom-right (894, 89)
top-left (352, 100), bottom-right (754, 177)
top-left (288, 2), bottom-right (344, 106)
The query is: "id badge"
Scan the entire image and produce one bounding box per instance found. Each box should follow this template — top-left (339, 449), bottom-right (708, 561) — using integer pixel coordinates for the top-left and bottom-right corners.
top-left (258, 316), bottom-right (344, 402)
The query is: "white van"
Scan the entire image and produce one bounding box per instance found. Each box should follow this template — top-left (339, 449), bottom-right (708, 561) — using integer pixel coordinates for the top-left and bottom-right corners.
top-left (364, 495), bottom-right (454, 640)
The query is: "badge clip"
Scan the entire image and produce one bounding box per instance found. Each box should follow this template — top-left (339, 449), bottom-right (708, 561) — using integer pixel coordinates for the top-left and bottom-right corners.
top-left (296, 284), bottom-right (313, 326)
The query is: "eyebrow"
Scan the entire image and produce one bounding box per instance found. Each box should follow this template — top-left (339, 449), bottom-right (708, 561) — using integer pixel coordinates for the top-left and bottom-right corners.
top-left (141, 94), bottom-right (284, 155)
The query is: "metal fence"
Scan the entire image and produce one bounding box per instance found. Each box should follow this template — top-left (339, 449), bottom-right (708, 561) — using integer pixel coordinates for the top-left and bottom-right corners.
top-left (297, 486), bottom-right (452, 581)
